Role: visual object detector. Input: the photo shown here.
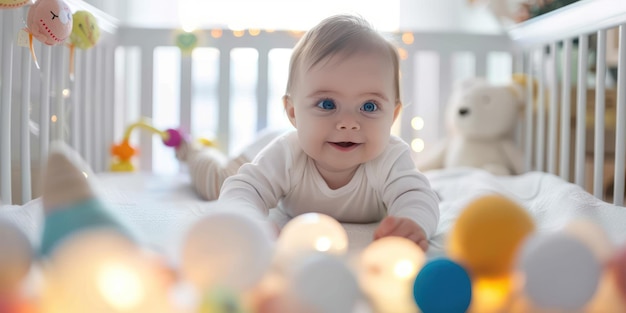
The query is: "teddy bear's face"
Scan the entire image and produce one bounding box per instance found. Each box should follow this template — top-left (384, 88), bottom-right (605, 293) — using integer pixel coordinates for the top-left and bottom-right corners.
top-left (448, 83), bottom-right (521, 140)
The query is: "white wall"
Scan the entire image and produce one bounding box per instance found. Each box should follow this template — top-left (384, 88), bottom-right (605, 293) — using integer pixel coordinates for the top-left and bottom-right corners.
top-left (83, 0), bottom-right (505, 33)
top-left (399, 0), bottom-right (503, 33)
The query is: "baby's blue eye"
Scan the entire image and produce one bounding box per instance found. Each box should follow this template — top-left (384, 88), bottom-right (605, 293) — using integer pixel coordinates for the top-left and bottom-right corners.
top-left (361, 101), bottom-right (378, 112)
top-left (317, 99), bottom-right (336, 110)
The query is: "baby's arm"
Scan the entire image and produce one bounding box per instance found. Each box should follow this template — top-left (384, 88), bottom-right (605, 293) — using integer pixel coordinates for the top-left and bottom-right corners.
top-left (375, 142), bottom-right (440, 251)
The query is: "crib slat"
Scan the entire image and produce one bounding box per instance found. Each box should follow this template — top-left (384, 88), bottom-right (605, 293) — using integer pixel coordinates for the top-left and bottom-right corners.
top-left (614, 25), bottom-right (626, 206)
top-left (54, 48), bottom-right (67, 143)
top-left (575, 35), bottom-right (589, 188)
top-left (180, 53), bottom-right (192, 133)
top-left (218, 49), bottom-right (231, 154)
top-left (475, 52), bottom-right (487, 78)
top-left (257, 49), bottom-right (269, 132)
top-left (524, 52), bottom-right (534, 172)
top-left (438, 52), bottom-right (452, 139)
top-left (140, 47), bottom-right (154, 171)
top-left (400, 48), bottom-right (416, 142)
top-left (82, 50), bottom-right (93, 167)
top-left (71, 49), bottom-right (82, 153)
top-left (559, 39), bottom-right (572, 181)
top-left (94, 47), bottom-right (103, 172)
top-left (560, 39), bottom-right (572, 181)
top-left (20, 47), bottom-right (32, 203)
top-left (594, 29), bottom-right (607, 199)
top-left (536, 48), bottom-right (546, 172)
top-left (548, 42), bottom-right (559, 175)
top-left (0, 10), bottom-right (14, 204)
top-left (40, 46), bottom-right (53, 166)
top-left (104, 46), bottom-right (115, 170)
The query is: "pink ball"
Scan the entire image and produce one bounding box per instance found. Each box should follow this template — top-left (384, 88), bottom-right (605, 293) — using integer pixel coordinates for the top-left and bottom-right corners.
top-left (614, 245), bottom-right (626, 300)
top-left (163, 129), bottom-right (183, 147)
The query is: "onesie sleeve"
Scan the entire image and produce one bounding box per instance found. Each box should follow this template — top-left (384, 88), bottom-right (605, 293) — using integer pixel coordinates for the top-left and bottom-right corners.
top-left (377, 140), bottom-right (440, 237)
top-left (218, 133), bottom-right (294, 216)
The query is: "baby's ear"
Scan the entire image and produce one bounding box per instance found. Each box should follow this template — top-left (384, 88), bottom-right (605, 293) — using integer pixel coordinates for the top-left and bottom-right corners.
top-left (283, 95), bottom-right (297, 128)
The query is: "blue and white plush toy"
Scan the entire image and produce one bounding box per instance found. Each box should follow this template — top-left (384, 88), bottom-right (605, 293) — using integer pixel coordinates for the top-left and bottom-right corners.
top-left (39, 142), bottom-right (135, 257)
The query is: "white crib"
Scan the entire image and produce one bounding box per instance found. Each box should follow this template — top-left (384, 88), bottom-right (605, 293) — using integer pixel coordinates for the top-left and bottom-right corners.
top-left (1, 0), bottom-right (625, 209)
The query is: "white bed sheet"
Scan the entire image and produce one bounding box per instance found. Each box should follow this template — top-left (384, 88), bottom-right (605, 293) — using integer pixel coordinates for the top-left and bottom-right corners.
top-left (1, 168), bottom-right (625, 264)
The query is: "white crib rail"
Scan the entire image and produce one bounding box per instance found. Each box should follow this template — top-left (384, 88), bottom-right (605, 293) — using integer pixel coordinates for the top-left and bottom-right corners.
top-left (4, 0), bottom-right (624, 206)
top-left (0, 1), bottom-right (118, 205)
top-left (1, 9), bottom-right (16, 205)
top-left (509, 0), bottom-right (626, 205)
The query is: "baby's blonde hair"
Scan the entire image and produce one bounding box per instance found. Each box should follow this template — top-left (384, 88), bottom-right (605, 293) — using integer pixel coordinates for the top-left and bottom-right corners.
top-left (285, 14), bottom-right (401, 105)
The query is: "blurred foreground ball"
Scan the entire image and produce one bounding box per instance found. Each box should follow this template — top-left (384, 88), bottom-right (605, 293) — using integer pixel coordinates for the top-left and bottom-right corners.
top-left (181, 211), bottom-right (274, 292)
top-left (0, 220), bottom-right (32, 293)
top-left (413, 258), bottom-right (471, 313)
top-left (288, 254), bottom-right (360, 313)
top-left (518, 232), bottom-right (601, 311)
top-left (275, 213), bottom-right (348, 265)
top-left (447, 194), bottom-right (535, 277)
top-left (199, 287), bottom-right (247, 313)
top-left (612, 244), bottom-right (626, 301)
top-left (360, 236), bottom-right (425, 313)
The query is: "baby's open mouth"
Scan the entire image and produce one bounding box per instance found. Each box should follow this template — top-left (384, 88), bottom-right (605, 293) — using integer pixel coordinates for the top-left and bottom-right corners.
top-left (331, 142), bottom-right (358, 148)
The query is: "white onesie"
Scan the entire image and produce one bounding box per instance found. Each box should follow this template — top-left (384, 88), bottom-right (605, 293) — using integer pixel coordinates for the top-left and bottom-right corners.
top-left (219, 131), bottom-right (440, 237)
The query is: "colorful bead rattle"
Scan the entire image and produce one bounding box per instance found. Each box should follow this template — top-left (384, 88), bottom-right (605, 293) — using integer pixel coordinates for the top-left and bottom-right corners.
top-left (110, 119), bottom-right (185, 172)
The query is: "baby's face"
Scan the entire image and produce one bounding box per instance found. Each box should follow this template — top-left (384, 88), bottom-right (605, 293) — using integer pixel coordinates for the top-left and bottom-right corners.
top-left (286, 51), bottom-right (398, 175)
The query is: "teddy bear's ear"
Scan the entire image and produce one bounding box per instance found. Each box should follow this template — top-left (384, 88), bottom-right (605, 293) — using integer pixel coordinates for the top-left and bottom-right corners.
top-left (510, 73), bottom-right (537, 106)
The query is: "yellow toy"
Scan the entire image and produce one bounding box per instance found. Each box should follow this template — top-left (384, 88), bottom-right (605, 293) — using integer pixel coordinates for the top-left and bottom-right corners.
top-left (110, 119), bottom-right (185, 172)
top-left (111, 119), bottom-right (216, 172)
top-left (68, 10), bottom-right (100, 79)
top-left (69, 10), bottom-right (100, 50)
top-left (447, 194), bottom-right (535, 278)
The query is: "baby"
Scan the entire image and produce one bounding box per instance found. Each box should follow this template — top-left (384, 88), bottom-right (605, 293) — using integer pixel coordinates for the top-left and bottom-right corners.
top-left (215, 14), bottom-right (440, 251)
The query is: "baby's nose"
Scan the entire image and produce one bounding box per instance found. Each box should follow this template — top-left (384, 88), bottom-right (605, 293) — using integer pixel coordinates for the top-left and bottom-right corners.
top-left (337, 114), bottom-right (360, 130)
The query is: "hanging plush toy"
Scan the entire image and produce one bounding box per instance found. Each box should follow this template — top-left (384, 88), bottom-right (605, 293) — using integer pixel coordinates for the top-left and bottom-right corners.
top-left (0, 0), bottom-right (31, 9)
top-left (25, 0), bottom-right (73, 67)
top-left (69, 10), bottom-right (99, 49)
top-left (68, 10), bottom-right (100, 78)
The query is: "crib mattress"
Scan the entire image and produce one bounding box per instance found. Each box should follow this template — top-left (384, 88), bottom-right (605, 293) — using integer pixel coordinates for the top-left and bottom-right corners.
top-left (3, 167), bottom-right (625, 264)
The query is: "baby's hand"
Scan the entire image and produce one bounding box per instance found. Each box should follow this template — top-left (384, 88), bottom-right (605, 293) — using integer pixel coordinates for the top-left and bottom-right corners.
top-left (373, 216), bottom-right (428, 252)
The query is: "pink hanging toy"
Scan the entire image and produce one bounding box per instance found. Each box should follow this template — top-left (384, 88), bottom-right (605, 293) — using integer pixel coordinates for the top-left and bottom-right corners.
top-left (25, 0), bottom-right (72, 67)
top-left (0, 0), bottom-right (31, 9)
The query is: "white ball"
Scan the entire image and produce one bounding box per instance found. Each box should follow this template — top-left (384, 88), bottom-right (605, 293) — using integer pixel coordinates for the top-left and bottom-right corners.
top-left (563, 219), bottom-right (614, 262)
top-left (0, 219), bottom-right (32, 293)
top-left (518, 232), bottom-right (602, 311)
top-left (276, 213), bottom-right (348, 266)
top-left (288, 254), bottom-right (360, 313)
top-left (181, 211), bottom-right (274, 291)
top-left (359, 236), bottom-right (425, 313)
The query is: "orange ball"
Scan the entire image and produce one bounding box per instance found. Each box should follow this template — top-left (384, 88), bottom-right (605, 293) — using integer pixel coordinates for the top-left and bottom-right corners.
top-left (447, 194), bottom-right (535, 278)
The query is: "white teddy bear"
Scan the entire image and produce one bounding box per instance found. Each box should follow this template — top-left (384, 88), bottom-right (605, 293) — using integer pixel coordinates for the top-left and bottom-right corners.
top-left (416, 77), bottom-right (527, 175)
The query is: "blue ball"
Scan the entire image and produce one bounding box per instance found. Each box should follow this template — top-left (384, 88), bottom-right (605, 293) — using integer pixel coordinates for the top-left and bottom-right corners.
top-left (413, 258), bottom-right (472, 313)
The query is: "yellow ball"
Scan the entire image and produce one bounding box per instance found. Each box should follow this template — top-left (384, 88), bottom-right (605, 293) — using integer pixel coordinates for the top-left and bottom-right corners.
top-left (447, 195), bottom-right (535, 278)
top-left (199, 288), bottom-right (247, 313)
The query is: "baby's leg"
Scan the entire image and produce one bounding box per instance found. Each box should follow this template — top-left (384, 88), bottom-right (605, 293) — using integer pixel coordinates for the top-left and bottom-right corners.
top-left (176, 127), bottom-right (289, 200)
